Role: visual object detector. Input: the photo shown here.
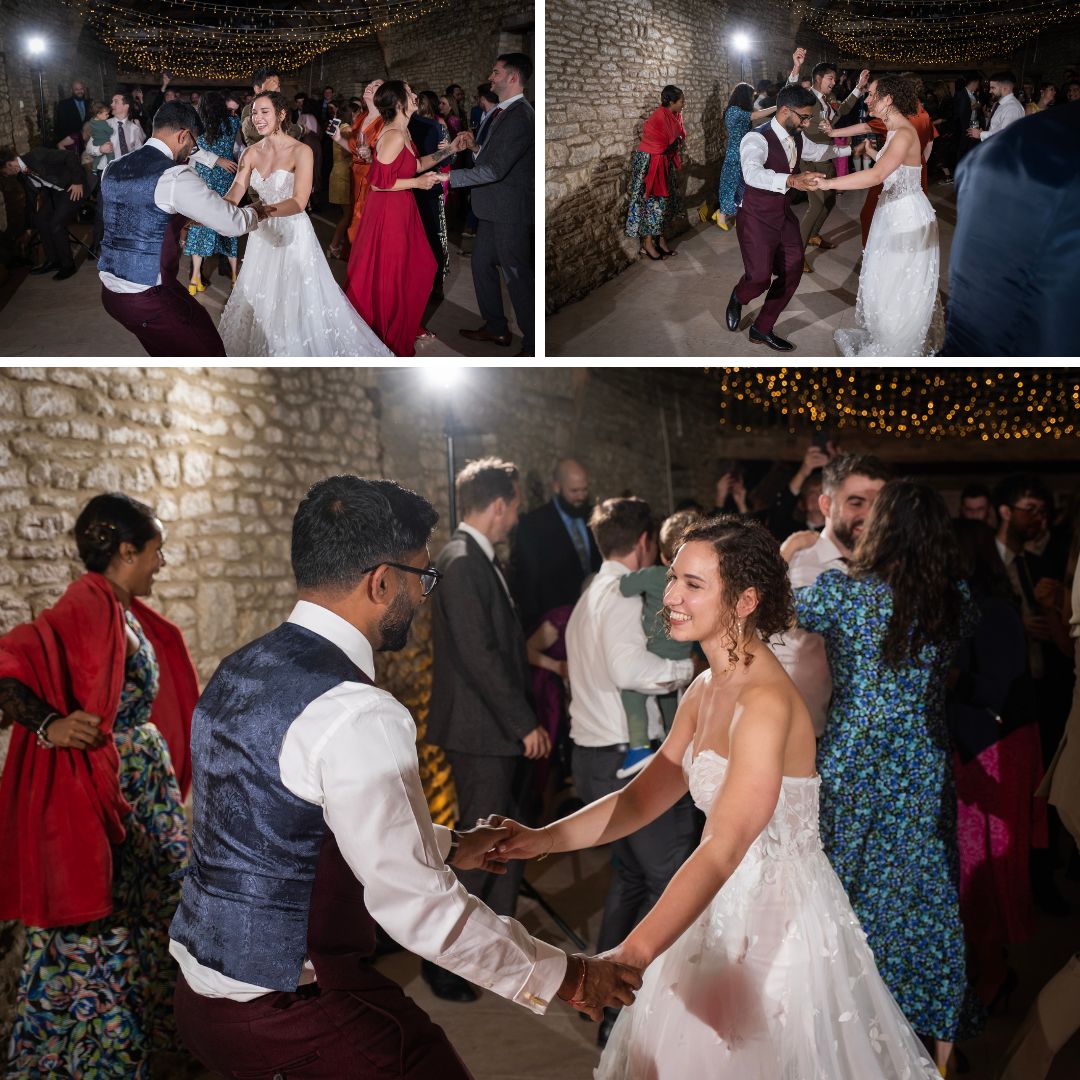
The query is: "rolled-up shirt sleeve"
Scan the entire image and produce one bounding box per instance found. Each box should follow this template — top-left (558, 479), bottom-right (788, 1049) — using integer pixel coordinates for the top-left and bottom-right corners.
top-left (740, 131), bottom-right (790, 195)
top-left (156, 165), bottom-right (258, 236)
top-left (282, 682), bottom-right (567, 1014)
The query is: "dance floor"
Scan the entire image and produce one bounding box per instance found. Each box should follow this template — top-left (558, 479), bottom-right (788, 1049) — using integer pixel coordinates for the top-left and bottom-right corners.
top-left (169, 839), bottom-right (1080, 1080)
top-left (0, 211), bottom-right (521, 359)
top-left (547, 182), bottom-right (958, 358)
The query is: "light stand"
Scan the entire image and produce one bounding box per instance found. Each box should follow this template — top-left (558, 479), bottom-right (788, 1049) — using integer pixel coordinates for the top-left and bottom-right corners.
top-left (732, 33), bottom-right (751, 84)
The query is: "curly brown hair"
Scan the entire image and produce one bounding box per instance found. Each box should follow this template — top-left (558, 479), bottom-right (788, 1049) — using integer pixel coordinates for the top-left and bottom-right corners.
top-left (252, 89), bottom-right (291, 126)
top-left (850, 478), bottom-right (967, 668)
top-left (673, 515), bottom-right (795, 667)
top-left (873, 74), bottom-right (920, 118)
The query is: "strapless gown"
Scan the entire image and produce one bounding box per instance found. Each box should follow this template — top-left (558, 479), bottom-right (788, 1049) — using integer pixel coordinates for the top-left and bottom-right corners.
top-left (595, 746), bottom-right (940, 1079)
top-left (218, 168), bottom-right (392, 357)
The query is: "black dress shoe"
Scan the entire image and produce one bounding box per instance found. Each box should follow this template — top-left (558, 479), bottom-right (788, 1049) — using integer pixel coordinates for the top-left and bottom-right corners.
top-left (53, 266), bottom-right (77, 281)
top-left (749, 325), bottom-right (795, 351)
top-left (725, 289), bottom-right (741, 332)
top-left (30, 262), bottom-right (59, 276)
top-left (420, 959), bottom-right (478, 1002)
top-left (597, 1007), bottom-right (618, 1049)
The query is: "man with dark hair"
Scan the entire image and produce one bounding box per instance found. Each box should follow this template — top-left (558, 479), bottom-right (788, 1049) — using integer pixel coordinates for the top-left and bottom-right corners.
top-left (786, 51), bottom-right (870, 260)
top-left (242, 68), bottom-right (302, 146)
top-left (450, 53), bottom-right (535, 354)
top-left (723, 80), bottom-right (831, 351)
top-left (425, 459), bottom-right (552, 1002)
top-left (0, 142), bottom-right (86, 280)
top-left (565, 495), bottom-right (697, 1047)
top-left (511, 458), bottom-right (602, 635)
top-left (969, 72), bottom-right (1025, 141)
top-left (87, 91), bottom-right (147, 254)
top-left (959, 482), bottom-right (994, 524)
top-left (172, 474), bottom-right (642, 1077)
top-left (97, 100), bottom-right (264, 355)
top-left (950, 72), bottom-right (982, 175)
top-left (771, 452), bottom-right (891, 736)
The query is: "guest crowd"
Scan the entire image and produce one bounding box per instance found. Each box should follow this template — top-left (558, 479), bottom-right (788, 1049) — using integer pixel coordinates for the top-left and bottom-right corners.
top-left (1, 442), bottom-right (1077, 1077)
top-left (0, 55), bottom-right (535, 356)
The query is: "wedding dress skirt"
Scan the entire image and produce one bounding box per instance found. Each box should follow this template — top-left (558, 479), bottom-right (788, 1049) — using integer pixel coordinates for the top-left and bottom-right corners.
top-left (835, 136), bottom-right (944, 357)
top-left (219, 169), bottom-right (392, 357)
top-left (595, 748), bottom-right (940, 1080)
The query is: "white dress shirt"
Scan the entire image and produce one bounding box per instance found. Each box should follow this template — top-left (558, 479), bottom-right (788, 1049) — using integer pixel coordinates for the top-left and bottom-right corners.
top-left (981, 93), bottom-right (1025, 140)
top-left (16, 157), bottom-right (64, 192)
top-left (170, 601), bottom-right (566, 1008)
top-left (88, 117), bottom-right (146, 170)
top-left (740, 118), bottom-right (849, 196)
top-left (566, 561), bottom-right (695, 747)
top-left (770, 531), bottom-right (847, 737)
top-left (99, 138), bottom-right (258, 294)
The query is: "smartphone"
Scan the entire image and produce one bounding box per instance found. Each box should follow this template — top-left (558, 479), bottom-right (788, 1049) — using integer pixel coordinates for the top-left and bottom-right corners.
top-left (327, 117), bottom-right (342, 134)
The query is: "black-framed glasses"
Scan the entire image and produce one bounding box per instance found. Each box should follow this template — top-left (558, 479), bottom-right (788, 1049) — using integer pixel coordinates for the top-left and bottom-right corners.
top-left (792, 110), bottom-right (813, 124)
top-left (1009, 504), bottom-right (1047, 518)
top-left (360, 562), bottom-right (442, 596)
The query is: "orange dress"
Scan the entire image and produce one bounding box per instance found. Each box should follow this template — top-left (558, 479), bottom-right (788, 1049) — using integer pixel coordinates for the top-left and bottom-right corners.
top-left (859, 106), bottom-right (936, 246)
top-left (347, 114), bottom-right (384, 244)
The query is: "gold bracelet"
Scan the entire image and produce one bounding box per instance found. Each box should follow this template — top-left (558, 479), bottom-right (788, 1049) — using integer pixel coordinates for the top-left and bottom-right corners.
top-left (535, 827), bottom-right (555, 862)
top-left (567, 955), bottom-right (592, 1009)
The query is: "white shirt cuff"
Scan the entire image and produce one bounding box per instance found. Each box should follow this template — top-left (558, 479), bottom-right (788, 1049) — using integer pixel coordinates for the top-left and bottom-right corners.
top-left (505, 939), bottom-right (568, 1014)
top-left (433, 823), bottom-right (454, 863)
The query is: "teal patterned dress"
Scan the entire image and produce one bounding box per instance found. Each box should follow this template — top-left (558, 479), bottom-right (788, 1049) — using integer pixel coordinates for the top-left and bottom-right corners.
top-left (624, 152), bottom-right (681, 238)
top-left (794, 570), bottom-right (980, 1041)
top-left (717, 105), bottom-right (752, 216)
top-left (6, 610), bottom-right (189, 1078)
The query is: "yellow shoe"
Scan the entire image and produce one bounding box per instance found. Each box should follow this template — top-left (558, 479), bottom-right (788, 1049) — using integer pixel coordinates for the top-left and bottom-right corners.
top-left (187, 279), bottom-right (205, 296)
top-left (712, 210), bottom-right (731, 231)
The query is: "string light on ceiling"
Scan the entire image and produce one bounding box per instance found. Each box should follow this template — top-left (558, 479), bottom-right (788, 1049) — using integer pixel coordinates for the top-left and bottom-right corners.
top-left (704, 369), bottom-right (1080, 442)
top-left (793, 0), bottom-right (1080, 66)
top-left (58, 0), bottom-right (452, 79)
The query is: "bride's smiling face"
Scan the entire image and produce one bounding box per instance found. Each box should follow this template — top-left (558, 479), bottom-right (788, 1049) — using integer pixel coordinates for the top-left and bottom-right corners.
top-left (251, 96), bottom-right (285, 136)
top-left (664, 540), bottom-right (726, 644)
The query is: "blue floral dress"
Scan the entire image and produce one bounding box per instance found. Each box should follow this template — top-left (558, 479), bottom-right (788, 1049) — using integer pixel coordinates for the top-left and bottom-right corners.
top-left (717, 105), bottom-right (752, 216)
top-left (7, 611), bottom-right (189, 1078)
top-left (794, 570), bottom-right (980, 1041)
top-left (183, 115), bottom-right (242, 258)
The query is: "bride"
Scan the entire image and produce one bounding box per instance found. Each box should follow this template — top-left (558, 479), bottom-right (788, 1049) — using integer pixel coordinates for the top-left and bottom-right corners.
top-left (218, 90), bottom-right (392, 357)
top-left (491, 517), bottom-right (940, 1079)
top-left (811, 75), bottom-right (944, 357)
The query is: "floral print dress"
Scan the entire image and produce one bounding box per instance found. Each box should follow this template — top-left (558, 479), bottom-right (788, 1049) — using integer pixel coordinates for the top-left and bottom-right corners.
top-left (7, 610), bottom-right (189, 1078)
top-left (794, 570), bottom-right (981, 1041)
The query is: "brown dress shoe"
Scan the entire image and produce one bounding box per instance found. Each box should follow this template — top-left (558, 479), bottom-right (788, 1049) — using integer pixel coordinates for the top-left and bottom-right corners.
top-left (459, 327), bottom-right (512, 346)
top-left (808, 235), bottom-right (836, 249)
top-left (802, 259), bottom-right (812, 274)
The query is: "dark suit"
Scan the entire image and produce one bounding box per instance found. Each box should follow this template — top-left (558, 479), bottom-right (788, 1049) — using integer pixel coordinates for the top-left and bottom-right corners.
top-left (54, 95), bottom-right (88, 144)
top-left (448, 98), bottom-right (534, 352)
top-left (19, 148), bottom-right (85, 271)
top-left (942, 103), bottom-right (1080, 357)
top-left (409, 114), bottom-right (447, 286)
top-left (428, 528), bottom-right (536, 915)
top-left (951, 87), bottom-right (978, 170)
top-left (510, 499), bottom-right (601, 635)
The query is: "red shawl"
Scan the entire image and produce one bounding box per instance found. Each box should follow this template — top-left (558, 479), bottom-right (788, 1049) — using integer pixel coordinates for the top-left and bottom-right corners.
top-left (0, 573), bottom-right (198, 928)
top-left (638, 106), bottom-right (686, 198)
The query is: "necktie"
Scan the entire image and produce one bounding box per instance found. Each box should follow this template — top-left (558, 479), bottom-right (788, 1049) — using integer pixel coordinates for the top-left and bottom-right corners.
top-left (787, 136), bottom-right (796, 171)
top-left (117, 123), bottom-right (129, 156)
top-left (568, 519), bottom-right (590, 575)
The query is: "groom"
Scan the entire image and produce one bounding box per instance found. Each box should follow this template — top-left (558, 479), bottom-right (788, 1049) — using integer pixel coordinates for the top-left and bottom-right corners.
top-left (724, 85), bottom-right (821, 351)
top-left (98, 101), bottom-right (265, 357)
top-left (171, 475), bottom-right (642, 1079)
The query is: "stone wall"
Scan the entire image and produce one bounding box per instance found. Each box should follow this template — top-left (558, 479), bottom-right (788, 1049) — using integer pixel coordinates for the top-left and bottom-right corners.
top-left (312, 0), bottom-right (534, 103)
top-left (546, 0), bottom-right (835, 311)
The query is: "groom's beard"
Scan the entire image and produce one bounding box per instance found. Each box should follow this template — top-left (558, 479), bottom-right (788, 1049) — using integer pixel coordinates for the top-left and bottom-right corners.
top-left (378, 586), bottom-right (417, 653)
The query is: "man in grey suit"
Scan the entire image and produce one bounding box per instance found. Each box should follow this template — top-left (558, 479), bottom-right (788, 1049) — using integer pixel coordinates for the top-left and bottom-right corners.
top-left (449, 53), bottom-right (534, 355)
top-left (426, 457), bottom-right (550, 1000)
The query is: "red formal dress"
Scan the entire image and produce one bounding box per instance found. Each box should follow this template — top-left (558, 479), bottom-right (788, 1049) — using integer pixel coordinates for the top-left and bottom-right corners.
top-left (345, 139), bottom-right (437, 357)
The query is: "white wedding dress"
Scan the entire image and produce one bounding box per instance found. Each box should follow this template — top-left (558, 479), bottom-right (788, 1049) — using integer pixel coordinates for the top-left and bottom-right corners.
top-left (595, 747), bottom-right (940, 1080)
top-left (218, 169), bottom-right (393, 357)
top-left (835, 132), bottom-right (945, 357)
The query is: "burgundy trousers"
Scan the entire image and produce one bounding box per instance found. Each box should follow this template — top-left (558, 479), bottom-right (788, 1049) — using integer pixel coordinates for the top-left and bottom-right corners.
top-left (101, 280), bottom-right (227, 357)
top-left (175, 971), bottom-right (474, 1080)
top-left (733, 207), bottom-right (805, 334)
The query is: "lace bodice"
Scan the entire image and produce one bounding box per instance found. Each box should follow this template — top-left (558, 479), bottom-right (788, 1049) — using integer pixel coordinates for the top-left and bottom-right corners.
top-left (878, 132), bottom-right (924, 203)
top-left (684, 745), bottom-right (823, 862)
top-left (250, 167), bottom-right (295, 203)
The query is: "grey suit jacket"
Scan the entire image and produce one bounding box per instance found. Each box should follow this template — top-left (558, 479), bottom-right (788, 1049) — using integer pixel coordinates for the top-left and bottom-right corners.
top-left (449, 98), bottom-right (534, 224)
top-left (427, 530), bottom-right (536, 756)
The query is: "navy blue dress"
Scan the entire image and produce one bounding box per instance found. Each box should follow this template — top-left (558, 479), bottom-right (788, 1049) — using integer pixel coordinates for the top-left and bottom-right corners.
top-left (718, 105), bottom-right (752, 216)
top-left (795, 570), bottom-right (980, 1040)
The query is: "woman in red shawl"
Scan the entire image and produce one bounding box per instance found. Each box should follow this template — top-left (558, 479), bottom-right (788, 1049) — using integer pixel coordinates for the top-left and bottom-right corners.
top-left (0, 493), bottom-right (198, 1078)
top-left (625, 84), bottom-right (686, 261)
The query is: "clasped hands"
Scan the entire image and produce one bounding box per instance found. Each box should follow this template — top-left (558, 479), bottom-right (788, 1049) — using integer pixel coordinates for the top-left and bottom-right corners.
top-left (789, 171), bottom-right (826, 192)
top-left (451, 816), bottom-right (645, 1019)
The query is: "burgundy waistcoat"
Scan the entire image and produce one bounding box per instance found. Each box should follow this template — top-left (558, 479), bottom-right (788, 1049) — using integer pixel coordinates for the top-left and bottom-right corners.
top-left (740, 122), bottom-right (803, 225)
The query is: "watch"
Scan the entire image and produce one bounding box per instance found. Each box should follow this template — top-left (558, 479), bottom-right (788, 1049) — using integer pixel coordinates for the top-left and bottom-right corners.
top-left (447, 829), bottom-right (461, 864)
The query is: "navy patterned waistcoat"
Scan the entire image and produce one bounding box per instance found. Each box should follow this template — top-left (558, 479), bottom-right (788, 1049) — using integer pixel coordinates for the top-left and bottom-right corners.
top-left (97, 145), bottom-right (175, 285)
top-left (170, 622), bottom-right (375, 991)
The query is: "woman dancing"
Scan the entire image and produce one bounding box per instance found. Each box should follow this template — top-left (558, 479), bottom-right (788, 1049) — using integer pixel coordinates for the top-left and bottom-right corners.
top-left (625, 85), bottom-right (686, 260)
top-left (493, 517), bottom-right (940, 1078)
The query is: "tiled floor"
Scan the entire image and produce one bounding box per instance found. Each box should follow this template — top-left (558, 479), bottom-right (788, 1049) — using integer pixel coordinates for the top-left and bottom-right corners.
top-left (547, 182), bottom-right (958, 358)
top-left (0, 209), bottom-right (522, 358)
top-left (172, 838), bottom-right (1080, 1079)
